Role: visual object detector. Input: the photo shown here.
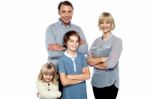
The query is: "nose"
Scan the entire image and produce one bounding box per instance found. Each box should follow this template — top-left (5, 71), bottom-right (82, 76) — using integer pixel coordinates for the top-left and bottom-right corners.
top-left (73, 41), bottom-right (79, 45)
top-left (65, 12), bottom-right (69, 17)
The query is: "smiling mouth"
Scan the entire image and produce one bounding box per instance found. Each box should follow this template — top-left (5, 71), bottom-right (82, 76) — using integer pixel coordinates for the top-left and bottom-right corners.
top-left (64, 17), bottom-right (70, 20)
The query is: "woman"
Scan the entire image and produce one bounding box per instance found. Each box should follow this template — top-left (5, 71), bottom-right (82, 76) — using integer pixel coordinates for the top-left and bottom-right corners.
top-left (87, 12), bottom-right (123, 99)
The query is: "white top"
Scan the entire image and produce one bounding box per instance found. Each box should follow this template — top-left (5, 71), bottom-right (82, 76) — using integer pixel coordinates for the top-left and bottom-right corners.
top-left (36, 80), bottom-right (61, 99)
top-left (64, 51), bottom-right (77, 72)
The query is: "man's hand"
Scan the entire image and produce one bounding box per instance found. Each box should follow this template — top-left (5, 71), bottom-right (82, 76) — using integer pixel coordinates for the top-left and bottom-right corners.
top-left (79, 39), bottom-right (85, 45)
top-left (48, 44), bottom-right (65, 51)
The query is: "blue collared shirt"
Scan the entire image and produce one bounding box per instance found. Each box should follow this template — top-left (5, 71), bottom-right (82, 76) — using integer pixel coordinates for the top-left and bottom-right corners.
top-left (46, 19), bottom-right (88, 66)
top-left (58, 52), bottom-right (88, 99)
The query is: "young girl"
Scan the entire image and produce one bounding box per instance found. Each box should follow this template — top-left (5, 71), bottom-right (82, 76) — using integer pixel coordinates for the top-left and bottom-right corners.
top-left (58, 31), bottom-right (90, 99)
top-left (36, 63), bottom-right (61, 99)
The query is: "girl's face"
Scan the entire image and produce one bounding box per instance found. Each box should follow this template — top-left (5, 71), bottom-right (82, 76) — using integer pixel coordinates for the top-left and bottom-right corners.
top-left (100, 19), bottom-right (112, 34)
top-left (66, 35), bottom-right (79, 52)
top-left (43, 73), bottom-right (53, 83)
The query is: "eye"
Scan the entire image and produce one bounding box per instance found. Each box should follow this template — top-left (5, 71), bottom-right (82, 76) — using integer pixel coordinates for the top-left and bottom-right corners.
top-left (106, 21), bottom-right (111, 24)
top-left (69, 39), bottom-right (74, 42)
top-left (61, 10), bottom-right (66, 14)
top-left (68, 11), bottom-right (72, 13)
top-left (100, 21), bottom-right (104, 24)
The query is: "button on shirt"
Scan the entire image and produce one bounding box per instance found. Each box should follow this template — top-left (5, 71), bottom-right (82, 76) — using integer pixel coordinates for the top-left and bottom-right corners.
top-left (58, 52), bottom-right (88, 99)
top-left (64, 51), bottom-right (77, 72)
top-left (36, 81), bottom-right (61, 99)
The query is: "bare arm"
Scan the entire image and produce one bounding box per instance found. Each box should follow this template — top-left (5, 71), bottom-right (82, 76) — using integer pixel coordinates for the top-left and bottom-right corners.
top-left (87, 56), bottom-right (107, 66)
top-left (67, 67), bottom-right (90, 81)
top-left (46, 27), bottom-right (65, 58)
top-left (94, 62), bottom-right (107, 70)
top-left (87, 55), bottom-right (107, 70)
top-left (59, 73), bottom-right (83, 86)
top-left (48, 44), bottom-right (66, 51)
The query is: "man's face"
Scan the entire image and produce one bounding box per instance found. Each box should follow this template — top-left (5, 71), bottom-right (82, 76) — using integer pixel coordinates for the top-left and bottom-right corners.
top-left (59, 5), bottom-right (73, 26)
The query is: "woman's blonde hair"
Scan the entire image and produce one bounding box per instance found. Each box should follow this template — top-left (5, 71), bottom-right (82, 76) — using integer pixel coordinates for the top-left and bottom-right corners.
top-left (98, 12), bottom-right (115, 30)
top-left (38, 63), bottom-right (58, 84)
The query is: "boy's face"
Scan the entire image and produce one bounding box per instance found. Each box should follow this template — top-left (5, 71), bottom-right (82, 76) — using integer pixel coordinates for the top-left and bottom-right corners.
top-left (66, 36), bottom-right (79, 52)
top-left (59, 5), bottom-right (73, 26)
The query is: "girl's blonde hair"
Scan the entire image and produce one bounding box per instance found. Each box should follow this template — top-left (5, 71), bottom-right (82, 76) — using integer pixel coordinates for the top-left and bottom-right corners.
top-left (98, 12), bottom-right (115, 30)
top-left (38, 63), bottom-right (58, 84)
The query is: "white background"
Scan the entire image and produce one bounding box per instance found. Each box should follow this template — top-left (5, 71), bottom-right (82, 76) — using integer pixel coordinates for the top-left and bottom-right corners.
top-left (0, 0), bottom-right (150, 99)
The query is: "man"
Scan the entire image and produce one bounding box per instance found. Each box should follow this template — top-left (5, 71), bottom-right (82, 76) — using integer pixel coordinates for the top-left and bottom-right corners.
top-left (45, 1), bottom-right (88, 98)
top-left (46, 0), bottom-right (88, 66)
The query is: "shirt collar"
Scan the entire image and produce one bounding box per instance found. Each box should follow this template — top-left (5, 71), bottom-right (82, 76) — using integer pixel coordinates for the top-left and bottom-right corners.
top-left (101, 33), bottom-right (113, 41)
top-left (58, 19), bottom-right (71, 28)
top-left (64, 51), bottom-right (77, 58)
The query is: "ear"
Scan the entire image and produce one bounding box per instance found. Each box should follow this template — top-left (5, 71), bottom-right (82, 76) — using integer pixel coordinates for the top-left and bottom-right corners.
top-left (58, 10), bottom-right (60, 15)
top-left (64, 42), bottom-right (66, 46)
top-left (63, 43), bottom-right (67, 48)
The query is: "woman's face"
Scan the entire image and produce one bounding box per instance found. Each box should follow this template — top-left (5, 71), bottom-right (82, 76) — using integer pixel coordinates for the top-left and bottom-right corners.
top-left (43, 73), bottom-right (53, 83)
top-left (100, 19), bottom-right (112, 34)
